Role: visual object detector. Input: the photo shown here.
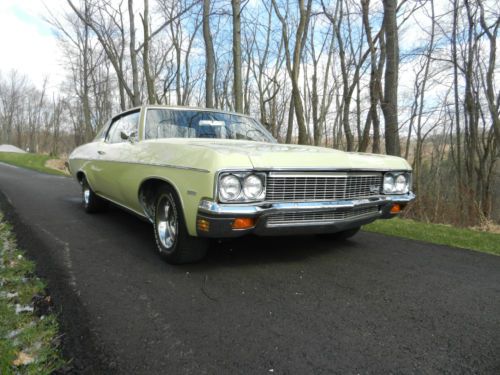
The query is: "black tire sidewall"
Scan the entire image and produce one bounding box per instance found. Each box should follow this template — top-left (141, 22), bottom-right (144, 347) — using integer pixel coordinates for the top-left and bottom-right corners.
top-left (82, 177), bottom-right (93, 211)
top-left (153, 189), bottom-right (180, 255)
top-left (81, 176), bottom-right (106, 213)
top-left (152, 185), bottom-right (208, 264)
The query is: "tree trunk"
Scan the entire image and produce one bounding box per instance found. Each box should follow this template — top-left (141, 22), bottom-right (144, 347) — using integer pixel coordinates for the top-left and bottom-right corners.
top-left (381, 0), bottom-right (400, 156)
top-left (203, 0), bottom-right (215, 108)
top-left (272, 0), bottom-right (312, 145)
top-left (142, 0), bottom-right (156, 104)
top-left (232, 0), bottom-right (243, 113)
top-left (128, 0), bottom-right (141, 106)
top-left (478, 0), bottom-right (500, 149)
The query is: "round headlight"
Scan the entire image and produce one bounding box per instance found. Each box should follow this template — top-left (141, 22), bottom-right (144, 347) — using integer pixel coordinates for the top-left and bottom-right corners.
top-left (383, 174), bottom-right (395, 194)
top-left (243, 174), bottom-right (264, 199)
top-left (219, 175), bottom-right (241, 201)
top-left (395, 174), bottom-right (408, 193)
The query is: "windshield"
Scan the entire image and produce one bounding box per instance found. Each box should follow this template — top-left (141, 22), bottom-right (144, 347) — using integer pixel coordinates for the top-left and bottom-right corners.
top-left (144, 108), bottom-right (276, 143)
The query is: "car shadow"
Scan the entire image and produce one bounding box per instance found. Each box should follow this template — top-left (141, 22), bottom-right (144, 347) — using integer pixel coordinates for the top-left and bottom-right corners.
top-left (79, 202), bottom-right (359, 270)
top-left (206, 236), bottom-right (333, 263)
top-left (192, 232), bottom-right (360, 271)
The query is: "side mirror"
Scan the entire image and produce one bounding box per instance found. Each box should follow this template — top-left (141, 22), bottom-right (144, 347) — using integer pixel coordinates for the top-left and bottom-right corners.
top-left (120, 130), bottom-right (137, 143)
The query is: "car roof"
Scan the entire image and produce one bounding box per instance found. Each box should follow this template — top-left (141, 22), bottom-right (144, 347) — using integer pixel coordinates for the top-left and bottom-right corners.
top-left (114, 105), bottom-right (255, 121)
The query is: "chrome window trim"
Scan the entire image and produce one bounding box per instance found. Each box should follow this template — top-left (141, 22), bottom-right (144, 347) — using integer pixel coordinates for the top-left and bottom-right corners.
top-left (105, 109), bottom-right (141, 144)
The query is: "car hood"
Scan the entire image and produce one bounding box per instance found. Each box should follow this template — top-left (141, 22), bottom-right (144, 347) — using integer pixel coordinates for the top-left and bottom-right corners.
top-left (146, 138), bottom-right (411, 171)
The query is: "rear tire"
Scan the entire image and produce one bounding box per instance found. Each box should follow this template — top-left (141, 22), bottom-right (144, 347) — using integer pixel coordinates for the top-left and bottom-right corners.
top-left (317, 227), bottom-right (360, 241)
top-left (153, 185), bottom-right (208, 264)
top-left (81, 176), bottom-right (107, 213)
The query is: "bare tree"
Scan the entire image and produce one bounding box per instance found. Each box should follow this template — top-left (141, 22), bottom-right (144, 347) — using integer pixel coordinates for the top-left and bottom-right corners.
top-left (232, 0), bottom-right (243, 113)
top-left (0, 71), bottom-right (27, 146)
top-left (477, 0), bottom-right (500, 149)
top-left (142, 0), bottom-right (155, 104)
top-left (203, 0), bottom-right (215, 108)
top-left (272, 0), bottom-right (312, 145)
top-left (381, 0), bottom-right (401, 156)
top-left (359, 0), bottom-right (384, 153)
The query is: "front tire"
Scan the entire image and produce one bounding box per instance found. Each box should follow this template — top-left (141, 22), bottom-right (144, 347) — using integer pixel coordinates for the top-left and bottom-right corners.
top-left (317, 227), bottom-right (360, 241)
top-left (153, 185), bottom-right (208, 264)
top-left (81, 176), bottom-right (107, 213)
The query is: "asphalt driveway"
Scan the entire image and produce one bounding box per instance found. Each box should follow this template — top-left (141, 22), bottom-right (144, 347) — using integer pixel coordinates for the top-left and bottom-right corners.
top-left (1, 162), bottom-right (499, 374)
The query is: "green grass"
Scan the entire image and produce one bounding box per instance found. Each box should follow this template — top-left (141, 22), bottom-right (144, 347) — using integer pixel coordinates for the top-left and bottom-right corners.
top-left (0, 214), bottom-right (65, 374)
top-left (364, 218), bottom-right (500, 256)
top-left (0, 152), bottom-right (67, 176)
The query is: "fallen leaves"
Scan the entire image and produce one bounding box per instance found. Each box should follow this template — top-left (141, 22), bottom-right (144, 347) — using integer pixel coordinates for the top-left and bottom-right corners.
top-left (13, 351), bottom-right (35, 366)
top-left (1, 213), bottom-right (65, 372)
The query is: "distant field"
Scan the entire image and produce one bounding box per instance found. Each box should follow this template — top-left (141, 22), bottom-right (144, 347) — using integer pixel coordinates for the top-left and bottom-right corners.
top-left (0, 152), bottom-right (67, 176)
top-left (365, 218), bottom-right (500, 256)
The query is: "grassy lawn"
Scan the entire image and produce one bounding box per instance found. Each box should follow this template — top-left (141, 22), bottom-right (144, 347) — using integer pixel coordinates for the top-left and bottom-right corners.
top-left (0, 214), bottom-right (65, 374)
top-left (0, 152), bottom-right (67, 176)
top-left (364, 218), bottom-right (500, 256)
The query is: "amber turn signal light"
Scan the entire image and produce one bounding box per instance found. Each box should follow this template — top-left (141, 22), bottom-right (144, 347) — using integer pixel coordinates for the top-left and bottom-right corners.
top-left (232, 217), bottom-right (255, 229)
top-left (390, 203), bottom-right (402, 214)
top-left (197, 218), bottom-right (210, 232)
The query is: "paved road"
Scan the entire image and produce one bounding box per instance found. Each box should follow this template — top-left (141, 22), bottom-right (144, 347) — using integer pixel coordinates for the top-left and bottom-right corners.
top-left (1, 162), bottom-right (499, 374)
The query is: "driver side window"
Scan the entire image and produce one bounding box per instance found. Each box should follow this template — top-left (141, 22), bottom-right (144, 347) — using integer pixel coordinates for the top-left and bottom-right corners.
top-left (106, 111), bottom-right (140, 144)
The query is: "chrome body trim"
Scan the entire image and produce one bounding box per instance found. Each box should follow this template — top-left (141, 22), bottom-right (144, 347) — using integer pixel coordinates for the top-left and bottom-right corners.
top-left (254, 168), bottom-right (412, 173)
top-left (196, 192), bottom-right (415, 238)
top-left (217, 171), bottom-right (267, 203)
top-left (265, 171), bottom-right (383, 202)
top-left (213, 168), bottom-right (411, 204)
top-left (198, 192), bottom-right (415, 216)
top-left (265, 206), bottom-right (380, 227)
top-left (267, 171), bottom-right (381, 178)
top-left (71, 158), bottom-right (210, 173)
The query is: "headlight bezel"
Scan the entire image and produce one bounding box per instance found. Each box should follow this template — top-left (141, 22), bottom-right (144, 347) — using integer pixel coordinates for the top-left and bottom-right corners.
top-left (217, 171), bottom-right (266, 202)
top-left (383, 171), bottom-right (411, 194)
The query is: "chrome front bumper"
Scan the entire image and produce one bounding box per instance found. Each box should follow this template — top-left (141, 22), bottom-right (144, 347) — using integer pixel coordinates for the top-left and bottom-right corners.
top-left (196, 193), bottom-right (415, 238)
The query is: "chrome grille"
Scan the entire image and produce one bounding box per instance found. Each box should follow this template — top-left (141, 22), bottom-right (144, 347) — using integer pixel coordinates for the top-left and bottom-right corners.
top-left (266, 172), bottom-right (383, 202)
top-left (266, 206), bottom-right (380, 227)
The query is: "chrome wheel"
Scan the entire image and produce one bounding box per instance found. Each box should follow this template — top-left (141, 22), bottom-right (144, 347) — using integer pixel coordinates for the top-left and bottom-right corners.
top-left (80, 176), bottom-right (107, 213)
top-left (152, 186), bottom-right (208, 264)
top-left (156, 195), bottom-right (178, 251)
top-left (83, 187), bottom-right (90, 205)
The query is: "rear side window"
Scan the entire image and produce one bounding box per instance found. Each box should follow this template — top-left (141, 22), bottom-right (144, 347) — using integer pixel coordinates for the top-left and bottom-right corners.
top-left (106, 111), bottom-right (140, 143)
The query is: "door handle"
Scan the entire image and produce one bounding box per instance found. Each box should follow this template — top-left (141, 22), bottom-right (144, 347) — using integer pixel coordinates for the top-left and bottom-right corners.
top-left (97, 150), bottom-right (106, 155)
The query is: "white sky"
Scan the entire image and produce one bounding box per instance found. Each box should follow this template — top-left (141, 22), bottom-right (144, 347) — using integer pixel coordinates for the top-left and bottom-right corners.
top-left (0, 0), bottom-right (65, 90)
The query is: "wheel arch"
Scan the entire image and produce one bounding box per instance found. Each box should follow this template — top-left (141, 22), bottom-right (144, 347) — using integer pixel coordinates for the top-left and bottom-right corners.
top-left (76, 170), bottom-right (86, 184)
top-left (138, 177), bottom-right (187, 224)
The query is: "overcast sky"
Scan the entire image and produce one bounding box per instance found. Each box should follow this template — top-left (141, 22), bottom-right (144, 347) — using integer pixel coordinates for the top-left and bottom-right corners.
top-left (0, 0), bottom-right (64, 89)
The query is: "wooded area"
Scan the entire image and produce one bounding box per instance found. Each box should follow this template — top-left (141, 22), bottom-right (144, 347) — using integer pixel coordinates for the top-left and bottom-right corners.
top-left (0, 0), bottom-right (498, 227)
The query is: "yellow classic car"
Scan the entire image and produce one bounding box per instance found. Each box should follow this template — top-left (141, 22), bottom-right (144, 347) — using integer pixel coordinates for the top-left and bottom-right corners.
top-left (69, 105), bottom-right (415, 263)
